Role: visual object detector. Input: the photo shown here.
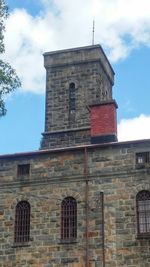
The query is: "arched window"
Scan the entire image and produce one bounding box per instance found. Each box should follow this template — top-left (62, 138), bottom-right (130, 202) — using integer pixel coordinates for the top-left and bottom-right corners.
top-left (69, 83), bottom-right (76, 114)
top-left (136, 190), bottom-right (150, 236)
top-left (61, 197), bottom-right (77, 241)
top-left (14, 201), bottom-right (30, 243)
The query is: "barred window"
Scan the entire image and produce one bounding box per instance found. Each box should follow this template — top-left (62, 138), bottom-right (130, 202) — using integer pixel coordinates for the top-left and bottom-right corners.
top-left (136, 190), bottom-right (150, 236)
top-left (14, 201), bottom-right (30, 243)
top-left (17, 164), bottom-right (30, 177)
top-left (136, 152), bottom-right (149, 165)
top-left (61, 197), bottom-right (77, 241)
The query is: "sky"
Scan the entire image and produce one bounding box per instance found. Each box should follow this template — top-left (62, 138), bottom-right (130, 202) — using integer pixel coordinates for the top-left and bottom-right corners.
top-left (1, 0), bottom-right (150, 154)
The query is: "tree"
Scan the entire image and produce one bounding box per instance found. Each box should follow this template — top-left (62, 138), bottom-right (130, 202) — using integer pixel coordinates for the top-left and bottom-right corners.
top-left (0, 0), bottom-right (21, 116)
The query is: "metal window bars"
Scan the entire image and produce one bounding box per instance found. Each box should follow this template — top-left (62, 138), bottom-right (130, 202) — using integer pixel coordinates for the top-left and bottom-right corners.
top-left (61, 197), bottom-right (77, 241)
top-left (17, 164), bottom-right (30, 176)
top-left (136, 190), bottom-right (150, 235)
top-left (136, 152), bottom-right (149, 165)
top-left (14, 201), bottom-right (30, 243)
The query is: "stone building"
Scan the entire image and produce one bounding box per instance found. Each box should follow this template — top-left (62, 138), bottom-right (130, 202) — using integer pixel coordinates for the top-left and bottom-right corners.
top-left (0, 45), bottom-right (150, 267)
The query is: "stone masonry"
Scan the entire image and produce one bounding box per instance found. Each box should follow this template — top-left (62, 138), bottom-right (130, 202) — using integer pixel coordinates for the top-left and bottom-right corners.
top-left (41, 45), bottom-right (114, 149)
top-left (0, 44), bottom-right (150, 267)
top-left (0, 140), bottom-right (150, 267)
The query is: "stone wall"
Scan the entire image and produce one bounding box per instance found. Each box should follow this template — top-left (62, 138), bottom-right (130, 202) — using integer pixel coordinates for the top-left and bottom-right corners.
top-left (41, 128), bottom-right (91, 149)
top-left (0, 140), bottom-right (150, 266)
top-left (41, 45), bottom-right (114, 149)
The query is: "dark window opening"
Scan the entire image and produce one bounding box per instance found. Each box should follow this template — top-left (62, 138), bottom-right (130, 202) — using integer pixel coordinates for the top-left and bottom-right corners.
top-left (136, 190), bottom-right (150, 237)
top-left (14, 201), bottom-right (30, 243)
top-left (136, 152), bottom-right (149, 165)
top-left (61, 197), bottom-right (77, 241)
top-left (17, 164), bottom-right (30, 176)
top-left (69, 83), bottom-right (76, 114)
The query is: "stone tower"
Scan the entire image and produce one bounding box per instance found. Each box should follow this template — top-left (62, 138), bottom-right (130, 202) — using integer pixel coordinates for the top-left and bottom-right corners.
top-left (41, 44), bottom-right (117, 149)
top-left (1, 44), bottom-right (150, 267)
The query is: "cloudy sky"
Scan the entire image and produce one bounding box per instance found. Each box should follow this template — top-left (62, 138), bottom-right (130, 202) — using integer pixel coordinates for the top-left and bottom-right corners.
top-left (1, 0), bottom-right (150, 154)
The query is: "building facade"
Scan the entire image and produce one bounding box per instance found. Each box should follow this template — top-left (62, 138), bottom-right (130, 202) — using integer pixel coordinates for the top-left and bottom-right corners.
top-left (0, 45), bottom-right (150, 267)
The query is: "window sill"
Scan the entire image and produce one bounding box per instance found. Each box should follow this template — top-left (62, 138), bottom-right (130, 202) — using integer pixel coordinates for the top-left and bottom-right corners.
top-left (136, 234), bottom-right (150, 240)
top-left (18, 175), bottom-right (30, 179)
top-left (135, 164), bottom-right (145, 169)
top-left (12, 242), bottom-right (31, 248)
top-left (59, 239), bottom-right (78, 244)
top-left (135, 163), bottom-right (150, 169)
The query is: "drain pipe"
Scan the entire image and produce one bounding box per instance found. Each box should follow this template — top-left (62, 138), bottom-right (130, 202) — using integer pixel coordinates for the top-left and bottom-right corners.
top-left (84, 147), bottom-right (89, 267)
top-left (100, 191), bottom-right (105, 267)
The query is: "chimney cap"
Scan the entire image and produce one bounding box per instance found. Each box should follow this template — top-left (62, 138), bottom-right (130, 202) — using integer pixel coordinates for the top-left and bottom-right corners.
top-left (89, 99), bottom-right (118, 109)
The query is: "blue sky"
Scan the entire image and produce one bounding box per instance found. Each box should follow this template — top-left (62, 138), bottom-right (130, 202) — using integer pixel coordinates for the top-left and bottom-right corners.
top-left (1, 0), bottom-right (150, 154)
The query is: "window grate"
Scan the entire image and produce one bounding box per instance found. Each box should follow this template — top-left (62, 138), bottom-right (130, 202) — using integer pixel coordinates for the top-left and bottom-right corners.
top-left (136, 190), bottom-right (150, 236)
top-left (136, 152), bottom-right (149, 165)
top-left (61, 197), bottom-right (77, 241)
top-left (14, 201), bottom-right (30, 243)
top-left (17, 164), bottom-right (30, 176)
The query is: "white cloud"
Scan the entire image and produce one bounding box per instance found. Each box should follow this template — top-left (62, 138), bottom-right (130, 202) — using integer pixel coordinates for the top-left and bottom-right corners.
top-left (3, 0), bottom-right (150, 93)
top-left (4, 9), bottom-right (56, 93)
top-left (118, 114), bottom-right (150, 141)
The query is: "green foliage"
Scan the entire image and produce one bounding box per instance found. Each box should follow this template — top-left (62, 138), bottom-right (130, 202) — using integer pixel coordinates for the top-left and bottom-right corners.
top-left (0, 0), bottom-right (8, 53)
top-left (0, 0), bottom-right (21, 116)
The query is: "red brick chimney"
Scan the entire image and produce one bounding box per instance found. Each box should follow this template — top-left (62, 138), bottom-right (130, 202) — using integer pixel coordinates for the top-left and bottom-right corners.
top-left (89, 100), bottom-right (118, 144)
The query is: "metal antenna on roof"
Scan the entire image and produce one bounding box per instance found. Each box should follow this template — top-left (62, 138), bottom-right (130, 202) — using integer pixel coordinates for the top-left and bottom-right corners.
top-left (92, 19), bottom-right (95, 45)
